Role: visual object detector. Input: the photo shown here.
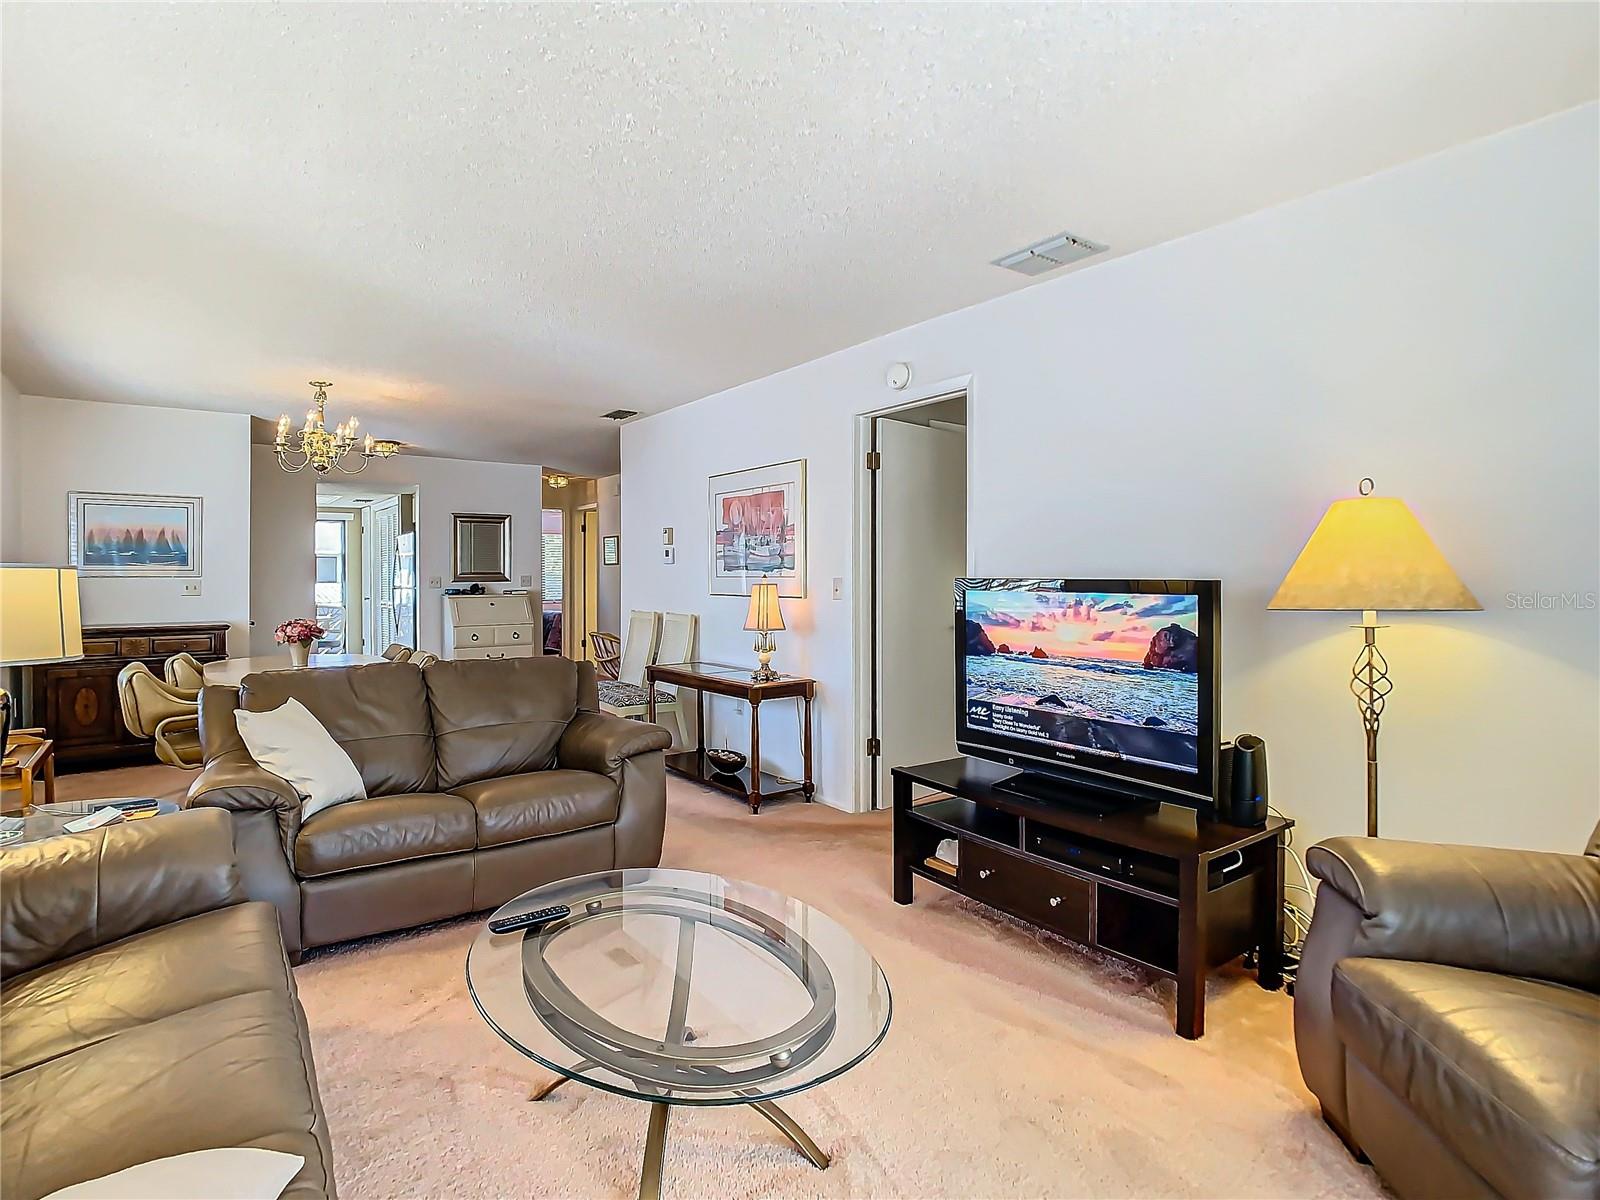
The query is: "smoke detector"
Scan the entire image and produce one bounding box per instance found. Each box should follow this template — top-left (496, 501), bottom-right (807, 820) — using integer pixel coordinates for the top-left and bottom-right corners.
top-left (600, 409), bottom-right (639, 421)
top-left (992, 231), bottom-right (1107, 276)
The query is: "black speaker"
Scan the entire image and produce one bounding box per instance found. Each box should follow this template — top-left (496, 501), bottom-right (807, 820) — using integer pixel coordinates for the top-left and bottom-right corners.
top-left (1219, 734), bottom-right (1268, 826)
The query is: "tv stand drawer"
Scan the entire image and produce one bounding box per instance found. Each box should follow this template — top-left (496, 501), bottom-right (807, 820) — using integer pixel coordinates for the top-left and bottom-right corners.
top-left (959, 842), bottom-right (1091, 943)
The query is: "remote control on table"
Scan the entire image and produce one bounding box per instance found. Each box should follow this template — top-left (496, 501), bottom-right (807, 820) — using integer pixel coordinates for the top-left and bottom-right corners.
top-left (488, 905), bottom-right (571, 935)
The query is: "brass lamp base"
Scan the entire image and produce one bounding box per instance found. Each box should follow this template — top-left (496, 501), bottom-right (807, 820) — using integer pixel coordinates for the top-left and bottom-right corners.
top-left (751, 632), bottom-right (779, 683)
top-left (1350, 612), bottom-right (1393, 838)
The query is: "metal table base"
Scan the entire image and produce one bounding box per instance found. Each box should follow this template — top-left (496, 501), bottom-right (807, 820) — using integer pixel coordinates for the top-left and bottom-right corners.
top-left (530, 1073), bottom-right (829, 1200)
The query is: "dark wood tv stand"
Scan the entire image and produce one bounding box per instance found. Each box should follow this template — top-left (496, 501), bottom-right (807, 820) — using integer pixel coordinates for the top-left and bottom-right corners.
top-left (892, 756), bottom-right (1291, 1039)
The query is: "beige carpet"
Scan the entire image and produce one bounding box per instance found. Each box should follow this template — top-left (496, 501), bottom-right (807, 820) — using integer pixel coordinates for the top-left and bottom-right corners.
top-left (60, 766), bottom-right (1382, 1199)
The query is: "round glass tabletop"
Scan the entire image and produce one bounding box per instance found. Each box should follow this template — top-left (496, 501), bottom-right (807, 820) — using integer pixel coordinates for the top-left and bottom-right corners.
top-left (466, 868), bottom-right (892, 1107)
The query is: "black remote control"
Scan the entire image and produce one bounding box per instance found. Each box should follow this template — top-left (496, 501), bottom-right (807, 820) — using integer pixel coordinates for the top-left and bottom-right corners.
top-left (488, 905), bottom-right (571, 935)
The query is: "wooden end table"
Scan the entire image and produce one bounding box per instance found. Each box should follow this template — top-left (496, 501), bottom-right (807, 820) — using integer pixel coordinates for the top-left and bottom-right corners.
top-left (1, 731), bottom-right (56, 817)
top-left (646, 660), bottom-right (816, 813)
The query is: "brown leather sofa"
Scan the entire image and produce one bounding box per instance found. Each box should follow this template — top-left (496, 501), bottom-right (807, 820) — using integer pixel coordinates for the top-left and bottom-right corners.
top-left (187, 656), bottom-right (670, 960)
top-left (0, 810), bottom-right (335, 1200)
top-left (1295, 830), bottom-right (1600, 1200)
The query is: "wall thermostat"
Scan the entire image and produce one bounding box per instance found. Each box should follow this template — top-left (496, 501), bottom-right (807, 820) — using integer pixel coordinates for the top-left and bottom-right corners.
top-left (662, 527), bottom-right (674, 546)
top-left (886, 362), bottom-right (912, 390)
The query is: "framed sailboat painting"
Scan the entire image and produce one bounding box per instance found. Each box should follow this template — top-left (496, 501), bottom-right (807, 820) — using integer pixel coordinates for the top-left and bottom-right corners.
top-left (708, 459), bottom-right (805, 597)
top-left (70, 492), bottom-right (202, 577)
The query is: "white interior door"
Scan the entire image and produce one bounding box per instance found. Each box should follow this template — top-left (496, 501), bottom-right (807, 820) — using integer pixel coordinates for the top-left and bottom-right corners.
top-left (875, 418), bottom-right (967, 806)
top-left (367, 496), bottom-right (401, 652)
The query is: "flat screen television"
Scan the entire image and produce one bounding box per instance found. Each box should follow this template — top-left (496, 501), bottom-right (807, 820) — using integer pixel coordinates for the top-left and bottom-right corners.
top-left (955, 578), bottom-right (1220, 810)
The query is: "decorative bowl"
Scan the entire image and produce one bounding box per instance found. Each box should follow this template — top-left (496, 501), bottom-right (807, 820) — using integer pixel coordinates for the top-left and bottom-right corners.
top-left (705, 748), bottom-right (747, 775)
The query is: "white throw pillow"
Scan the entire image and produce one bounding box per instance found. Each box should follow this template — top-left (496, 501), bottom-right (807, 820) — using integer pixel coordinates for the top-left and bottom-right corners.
top-left (43, 1148), bottom-right (305, 1199)
top-left (235, 697), bottom-right (366, 818)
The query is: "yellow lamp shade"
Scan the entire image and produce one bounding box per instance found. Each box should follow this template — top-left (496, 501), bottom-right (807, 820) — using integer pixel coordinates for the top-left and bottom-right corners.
top-left (0, 565), bottom-right (84, 664)
top-left (743, 583), bottom-right (785, 632)
top-left (1268, 493), bottom-right (1480, 613)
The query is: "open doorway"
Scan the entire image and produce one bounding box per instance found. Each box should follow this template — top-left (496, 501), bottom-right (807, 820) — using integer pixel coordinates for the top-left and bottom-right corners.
top-left (859, 391), bottom-right (968, 809)
top-left (316, 485), bottom-right (419, 654)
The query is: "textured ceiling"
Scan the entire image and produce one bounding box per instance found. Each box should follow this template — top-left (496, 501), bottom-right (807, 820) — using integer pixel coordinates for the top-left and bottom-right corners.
top-left (3, 3), bottom-right (1596, 474)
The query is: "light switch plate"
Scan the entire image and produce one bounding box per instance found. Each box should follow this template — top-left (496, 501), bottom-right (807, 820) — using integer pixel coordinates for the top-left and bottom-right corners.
top-left (661, 546), bottom-right (676, 565)
top-left (183, 582), bottom-right (201, 596)
top-left (832, 577), bottom-right (843, 601)
top-left (662, 527), bottom-right (674, 546)
top-left (520, 574), bottom-right (533, 587)
top-left (428, 576), bottom-right (443, 589)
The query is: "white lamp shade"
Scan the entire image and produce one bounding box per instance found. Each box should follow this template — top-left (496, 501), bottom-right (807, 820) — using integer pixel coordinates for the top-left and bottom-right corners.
top-left (0, 565), bottom-right (84, 665)
top-left (743, 583), bottom-right (785, 632)
top-left (1268, 494), bottom-right (1480, 613)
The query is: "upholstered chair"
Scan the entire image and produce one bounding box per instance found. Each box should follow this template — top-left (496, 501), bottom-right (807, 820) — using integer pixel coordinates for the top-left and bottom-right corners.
top-left (164, 651), bottom-right (207, 690)
top-left (116, 662), bottom-right (203, 768)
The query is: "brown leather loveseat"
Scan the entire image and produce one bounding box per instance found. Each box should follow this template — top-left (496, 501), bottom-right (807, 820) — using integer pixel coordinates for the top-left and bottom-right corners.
top-left (1295, 830), bottom-right (1600, 1200)
top-left (0, 810), bottom-right (335, 1200)
top-left (188, 656), bottom-right (671, 960)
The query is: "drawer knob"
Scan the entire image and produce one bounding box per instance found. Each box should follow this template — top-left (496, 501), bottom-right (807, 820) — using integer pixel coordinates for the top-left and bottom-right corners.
top-left (978, 868), bottom-right (994, 880)
top-left (1049, 896), bottom-right (1062, 907)
top-left (511, 632), bottom-right (520, 639)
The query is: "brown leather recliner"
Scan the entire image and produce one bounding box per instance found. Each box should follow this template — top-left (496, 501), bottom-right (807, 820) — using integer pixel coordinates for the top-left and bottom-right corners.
top-left (187, 656), bottom-right (671, 961)
top-left (1295, 830), bottom-right (1600, 1200)
top-left (0, 810), bottom-right (335, 1200)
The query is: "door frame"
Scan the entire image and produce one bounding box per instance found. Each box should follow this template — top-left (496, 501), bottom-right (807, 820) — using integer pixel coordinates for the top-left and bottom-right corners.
top-left (851, 374), bottom-right (975, 812)
top-left (575, 505), bottom-right (600, 659)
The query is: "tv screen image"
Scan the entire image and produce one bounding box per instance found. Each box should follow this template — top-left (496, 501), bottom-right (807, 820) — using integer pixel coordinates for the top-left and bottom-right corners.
top-left (961, 585), bottom-right (1204, 778)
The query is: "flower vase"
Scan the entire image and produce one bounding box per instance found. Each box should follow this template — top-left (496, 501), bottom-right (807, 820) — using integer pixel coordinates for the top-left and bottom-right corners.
top-left (288, 641), bottom-right (311, 668)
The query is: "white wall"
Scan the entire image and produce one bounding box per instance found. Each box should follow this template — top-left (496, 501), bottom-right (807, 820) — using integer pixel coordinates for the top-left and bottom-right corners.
top-left (0, 375), bottom-right (22, 557)
top-left (249, 444), bottom-right (318, 655)
top-left (252, 453), bottom-right (542, 655)
top-left (622, 104), bottom-right (1600, 856)
top-left (8, 395), bottom-right (252, 651)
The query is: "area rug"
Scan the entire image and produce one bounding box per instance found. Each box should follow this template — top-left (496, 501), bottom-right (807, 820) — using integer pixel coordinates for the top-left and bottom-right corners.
top-left (63, 767), bottom-right (1381, 1199)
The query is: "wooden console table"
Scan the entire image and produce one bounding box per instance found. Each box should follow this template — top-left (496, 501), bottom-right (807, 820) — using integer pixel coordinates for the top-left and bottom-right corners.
top-left (892, 756), bottom-right (1290, 1039)
top-left (646, 660), bottom-right (815, 813)
top-left (29, 621), bottom-right (229, 771)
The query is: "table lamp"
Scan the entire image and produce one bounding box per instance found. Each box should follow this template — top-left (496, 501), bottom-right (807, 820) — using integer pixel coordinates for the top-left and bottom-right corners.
top-left (0, 565), bottom-right (84, 756)
top-left (1268, 480), bottom-right (1479, 837)
top-left (744, 582), bottom-right (785, 683)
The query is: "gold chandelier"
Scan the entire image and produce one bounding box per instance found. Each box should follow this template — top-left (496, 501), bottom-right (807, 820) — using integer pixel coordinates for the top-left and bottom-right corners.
top-left (274, 381), bottom-right (401, 475)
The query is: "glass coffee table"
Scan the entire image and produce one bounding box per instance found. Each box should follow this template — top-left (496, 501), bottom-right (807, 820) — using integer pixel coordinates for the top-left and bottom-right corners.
top-left (466, 869), bottom-right (892, 1199)
top-left (0, 798), bottom-right (178, 850)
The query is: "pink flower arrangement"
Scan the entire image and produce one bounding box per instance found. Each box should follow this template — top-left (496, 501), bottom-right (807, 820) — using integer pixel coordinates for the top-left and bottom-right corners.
top-left (274, 617), bottom-right (326, 646)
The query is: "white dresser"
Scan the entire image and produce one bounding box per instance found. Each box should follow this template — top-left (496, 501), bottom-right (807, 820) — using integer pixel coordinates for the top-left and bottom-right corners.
top-left (442, 593), bottom-right (539, 660)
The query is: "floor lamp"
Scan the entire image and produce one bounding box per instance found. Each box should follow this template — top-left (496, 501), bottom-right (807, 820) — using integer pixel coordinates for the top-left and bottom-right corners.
top-left (1268, 480), bottom-right (1479, 837)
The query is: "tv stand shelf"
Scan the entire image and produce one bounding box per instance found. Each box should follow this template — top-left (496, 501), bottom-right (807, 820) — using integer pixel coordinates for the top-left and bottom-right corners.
top-left (893, 756), bottom-right (1291, 1039)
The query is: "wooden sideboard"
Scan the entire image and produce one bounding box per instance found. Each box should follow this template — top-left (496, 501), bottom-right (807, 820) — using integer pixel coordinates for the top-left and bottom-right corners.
top-left (28, 622), bottom-right (229, 771)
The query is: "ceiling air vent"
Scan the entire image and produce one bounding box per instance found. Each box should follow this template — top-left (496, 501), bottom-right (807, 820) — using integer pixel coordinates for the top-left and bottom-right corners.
top-left (601, 409), bottom-right (640, 421)
top-left (992, 231), bottom-right (1107, 277)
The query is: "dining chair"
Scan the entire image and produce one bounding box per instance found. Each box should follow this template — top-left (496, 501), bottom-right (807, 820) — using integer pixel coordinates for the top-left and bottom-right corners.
top-left (381, 643), bottom-right (413, 662)
top-left (409, 651), bottom-right (439, 668)
top-left (116, 662), bottom-right (202, 768)
top-left (589, 631), bottom-right (622, 680)
top-left (164, 652), bottom-right (207, 690)
top-left (597, 611), bottom-right (696, 748)
top-left (597, 610), bottom-right (662, 720)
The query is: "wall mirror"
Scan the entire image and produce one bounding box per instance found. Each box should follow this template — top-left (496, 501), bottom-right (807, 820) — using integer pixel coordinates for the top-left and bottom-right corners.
top-left (452, 513), bottom-right (511, 582)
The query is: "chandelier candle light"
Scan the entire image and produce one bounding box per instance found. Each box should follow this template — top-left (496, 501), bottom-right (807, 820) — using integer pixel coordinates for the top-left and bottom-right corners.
top-left (1268, 478), bottom-right (1480, 838)
top-left (274, 381), bottom-right (400, 475)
